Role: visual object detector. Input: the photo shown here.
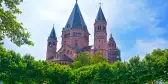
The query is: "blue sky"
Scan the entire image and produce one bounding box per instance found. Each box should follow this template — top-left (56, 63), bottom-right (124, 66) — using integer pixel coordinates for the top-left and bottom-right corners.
top-left (3, 0), bottom-right (168, 61)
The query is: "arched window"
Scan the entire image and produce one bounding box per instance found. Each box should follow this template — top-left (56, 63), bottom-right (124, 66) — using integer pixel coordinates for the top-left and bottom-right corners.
top-left (48, 42), bottom-right (52, 47)
top-left (103, 26), bottom-right (105, 30)
top-left (64, 41), bottom-right (66, 44)
top-left (63, 49), bottom-right (66, 53)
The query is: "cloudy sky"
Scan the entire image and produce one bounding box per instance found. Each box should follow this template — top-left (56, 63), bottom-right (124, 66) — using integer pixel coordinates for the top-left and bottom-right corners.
top-left (3, 0), bottom-right (168, 61)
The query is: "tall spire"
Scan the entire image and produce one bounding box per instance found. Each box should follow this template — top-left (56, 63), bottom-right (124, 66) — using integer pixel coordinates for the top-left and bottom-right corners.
top-left (95, 4), bottom-right (106, 22)
top-left (48, 25), bottom-right (57, 41)
top-left (63, 1), bottom-right (88, 32)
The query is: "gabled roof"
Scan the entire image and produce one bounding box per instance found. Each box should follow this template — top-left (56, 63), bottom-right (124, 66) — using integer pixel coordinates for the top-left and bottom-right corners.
top-left (96, 6), bottom-right (106, 22)
top-left (63, 2), bottom-right (88, 32)
top-left (58, 54), bottom-right (74, 62)
top-left (48, 26), bottom-right (57, 41)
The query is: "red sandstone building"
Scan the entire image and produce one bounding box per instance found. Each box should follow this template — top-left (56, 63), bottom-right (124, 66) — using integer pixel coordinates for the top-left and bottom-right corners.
top-left (46, 1), bottom-right (120, 64)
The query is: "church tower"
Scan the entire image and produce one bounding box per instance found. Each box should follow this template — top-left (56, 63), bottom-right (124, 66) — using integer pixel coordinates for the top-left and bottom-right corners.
top-left (46, 26), bottom-right (57, 62)
top-left (108, 34), bottom-right (121, 63)
top-left (62, 1), bottom-right (89, 49)
top-left (94, 5), bottom-right (108, 59)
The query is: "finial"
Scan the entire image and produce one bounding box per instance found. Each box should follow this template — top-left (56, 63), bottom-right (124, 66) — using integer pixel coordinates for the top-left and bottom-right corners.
top-left (99, 2), bottom-right (102, 7)
top-left (76, 0), bottom-right (78, 3)
top-left (53, 24), bottom-right (55, 28)
top-left (110, 33), bottom-right (112, 38)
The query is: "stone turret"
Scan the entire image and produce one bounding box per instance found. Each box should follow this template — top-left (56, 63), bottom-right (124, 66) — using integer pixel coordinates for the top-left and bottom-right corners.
top-left (94, 6), bottom-right (108, 59)
top-left (46, 25), bottom-right (57, 62)
top-left (108, 34), bottom-right (121, 63)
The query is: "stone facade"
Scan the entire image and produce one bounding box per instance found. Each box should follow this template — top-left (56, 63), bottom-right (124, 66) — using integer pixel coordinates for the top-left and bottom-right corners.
top-left (46, 1), bottom-right (120, 64)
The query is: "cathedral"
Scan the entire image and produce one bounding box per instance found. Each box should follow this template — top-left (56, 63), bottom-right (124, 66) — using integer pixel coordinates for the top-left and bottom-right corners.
top-left (46, 1), bottom-right (120, 64)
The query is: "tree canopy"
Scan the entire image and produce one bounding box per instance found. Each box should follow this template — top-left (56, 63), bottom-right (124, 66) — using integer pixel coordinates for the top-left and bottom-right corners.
top-left (0, 45), bottom-right (168, 84)
top-left (0, 0), bottom-right (33, 46)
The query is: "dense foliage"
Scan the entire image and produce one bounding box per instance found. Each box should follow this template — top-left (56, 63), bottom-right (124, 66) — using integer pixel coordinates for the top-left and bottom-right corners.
top-left (0, 45), bottom-right (168, 84)
top-left (70, 51), bottom-right (107, 69)
top-left (0, 0), bottom-right (33, 46)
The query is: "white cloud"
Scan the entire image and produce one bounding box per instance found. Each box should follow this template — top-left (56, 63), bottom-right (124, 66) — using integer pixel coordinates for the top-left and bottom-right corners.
top-left (3, 0), bottom-right (168, 60)
top-left (122, 38), bottom-right (168, 61)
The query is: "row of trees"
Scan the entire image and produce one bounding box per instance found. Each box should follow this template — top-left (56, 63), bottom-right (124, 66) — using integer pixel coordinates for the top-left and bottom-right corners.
top-left (0, 45), bottom-right (168, 84)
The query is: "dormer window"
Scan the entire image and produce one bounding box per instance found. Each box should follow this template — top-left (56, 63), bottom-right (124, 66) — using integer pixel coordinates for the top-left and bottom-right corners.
top-left (67, 24), bottom-right (70, 28)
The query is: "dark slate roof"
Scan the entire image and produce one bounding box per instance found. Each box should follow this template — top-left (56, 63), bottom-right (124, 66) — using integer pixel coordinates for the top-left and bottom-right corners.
top-left (58, 54), bottom-right (74, 62)
top-left (76, 45), bottom-right (93, 53)
top-left (96, 7), bottom-right (106, 22)
top-left (63, 2), bottom-right (88, 32)
top-left (48, 26), bottom-right (57, 41)
top-left (80, 46), bottom-right (92, 52)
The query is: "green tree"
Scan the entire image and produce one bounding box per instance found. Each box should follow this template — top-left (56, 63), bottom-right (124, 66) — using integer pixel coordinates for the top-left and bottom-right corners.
top-left (74, 52), bottom-right (90, 65)
top-left (1, 44), bottom-right (168, 83)
top-left (0, 0), bottom-right (33, 46)
top-left (90, 51), bottom-right (107, 64)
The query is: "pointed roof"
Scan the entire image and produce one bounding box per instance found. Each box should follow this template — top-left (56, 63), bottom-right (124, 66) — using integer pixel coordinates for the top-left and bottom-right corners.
top-left (48, 26), bottom-right (57, 41)
top-left (63, 1), bottom-right (88, 32)
top-left (96, 6), bottom-right (106, 22)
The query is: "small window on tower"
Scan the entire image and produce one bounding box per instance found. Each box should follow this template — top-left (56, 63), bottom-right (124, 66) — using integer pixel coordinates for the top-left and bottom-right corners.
top-left (112, 44), bottom-right (115, 47)
top-left (99, 45), bottom-right (100, 48)
top-left (103, 27), bottom-right (105, 30)
top-left (63, 49), bottom-right (66, 52)
top-left (53, 42), bottom-right (55, 45)
top-left (64, 41), bottom-right (66, 44)
top-left (48, 42), bottom-right (52, 47)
